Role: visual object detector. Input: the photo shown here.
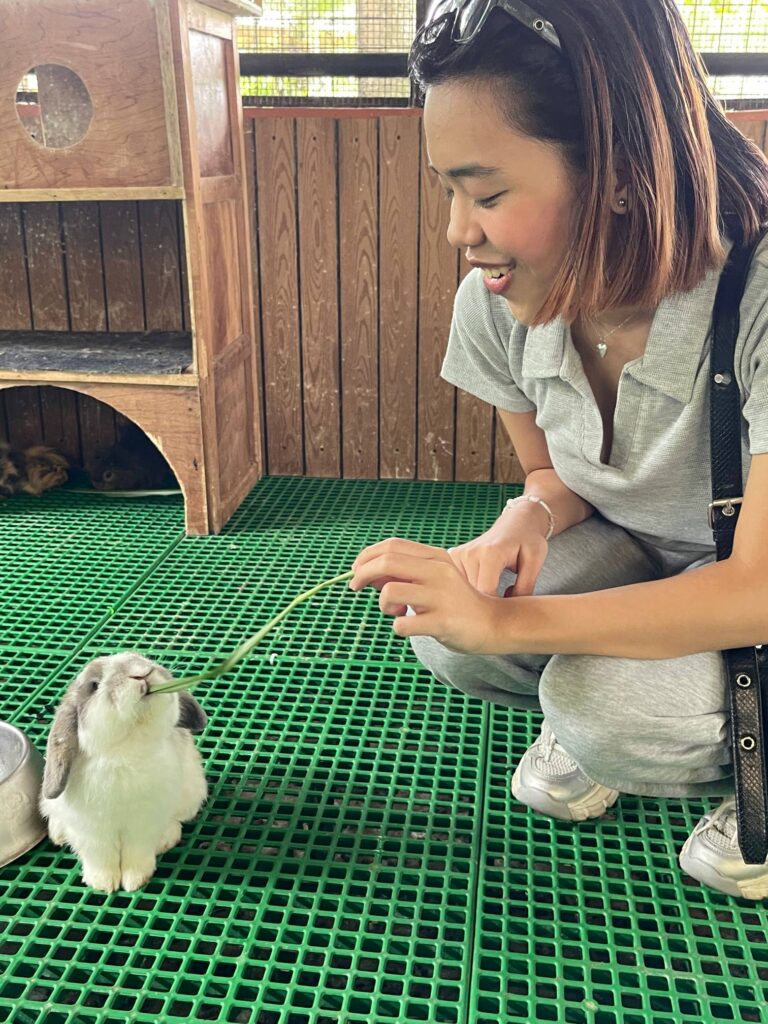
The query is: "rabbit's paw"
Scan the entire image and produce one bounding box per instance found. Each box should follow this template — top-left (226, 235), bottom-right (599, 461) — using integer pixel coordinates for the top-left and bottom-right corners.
top-left (81, 863), bottom-right (122, 893)
top-left (47, 825), bottom-right (68, 847)
top-left (120, 855), bottom-right (156, 892)
top-left (157, 821), bottom-right (182, 855)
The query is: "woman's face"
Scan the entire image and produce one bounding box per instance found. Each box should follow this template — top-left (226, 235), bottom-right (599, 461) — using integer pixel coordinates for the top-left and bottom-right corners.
top-left (424, 79), bottom-right (583, 325)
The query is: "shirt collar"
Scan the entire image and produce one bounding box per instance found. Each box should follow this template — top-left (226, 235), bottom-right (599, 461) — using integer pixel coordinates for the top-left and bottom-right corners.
top-left (518, 248), bottom-right (729, 405)
top-left (627, 255), bottom-right (726, 404)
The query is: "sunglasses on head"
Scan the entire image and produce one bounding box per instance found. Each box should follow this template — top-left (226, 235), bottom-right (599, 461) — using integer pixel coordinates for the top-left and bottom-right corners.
top-left (424, 0), bottom-right (562, 50)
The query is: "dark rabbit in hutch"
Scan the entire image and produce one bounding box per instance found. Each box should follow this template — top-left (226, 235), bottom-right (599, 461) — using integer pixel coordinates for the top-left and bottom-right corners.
top-left (87, 422), bottom-right (176, 491)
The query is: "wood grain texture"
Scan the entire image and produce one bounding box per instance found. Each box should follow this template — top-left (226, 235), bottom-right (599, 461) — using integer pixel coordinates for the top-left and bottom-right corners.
top-left (298, 117), bottom-right (340, 478)
top-left (62, 203), bottom-right (107, 332)
top-left (254, 116), bottom-right (303, 475)
top-left (24, 204), bottom-right (110, 461)
top-left (100, 202), bottom-right (145, 332)
top-left (189, 28), bottom-right (234, 178)
top-left (201, 198), bottom-right (243, 356)
top-left (243, 119), bottom-right (267, 485)
top-left (140, 201), bottom-right (185, 331)
top-left (20, 204), bottom-right (89, 456)
top-left (0, 0), bottom-right (174, 191)
top-left (417, 137), bottom-right (458, 481)
top-left (737, 118), bottom-right (768, 154)
top-left (2, 387), bottom-right (43, 448)
top-left (379, 115), bottom-right (419, 480)
top-left (0, 205), bottom-right (33, 443)
top-left (38, 384), bottom-right (82, 463)
top-left (455, 256), bottom-right (494, 482)
top-left (210, 339), bottom-right (255, 526)
top-left (339, 118), bottom-right (378, 479)
top-left (493, 413), bottom-right (524, 484)
top-left (23, 203), bottom-right (68, 331)
top-left (0, 205), bottom-right (32, 331)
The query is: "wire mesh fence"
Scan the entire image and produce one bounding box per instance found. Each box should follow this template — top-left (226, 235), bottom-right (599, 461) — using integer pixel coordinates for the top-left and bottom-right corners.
top-left (680, 0), bottom-right (768, 51)
top-left (237, 2), bottom-right (416, 52)
top-left (241, 75), bottom-right (411, 104)
top-left (236, 1), bottom-right (768, 108)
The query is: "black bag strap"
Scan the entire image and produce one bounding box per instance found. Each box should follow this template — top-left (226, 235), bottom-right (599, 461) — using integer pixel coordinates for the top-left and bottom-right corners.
top-left (709, 228), bottom-right (768, 864)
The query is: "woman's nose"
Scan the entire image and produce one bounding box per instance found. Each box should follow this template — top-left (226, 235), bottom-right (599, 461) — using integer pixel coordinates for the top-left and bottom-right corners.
top-left (446, 199), bottom-right (484, 250)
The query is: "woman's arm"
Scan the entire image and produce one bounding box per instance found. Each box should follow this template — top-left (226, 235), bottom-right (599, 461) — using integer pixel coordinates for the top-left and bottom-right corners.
top-left (350, 453), bottom-right (768, 659)
top-left (496, 409), bottom-right (595, 538)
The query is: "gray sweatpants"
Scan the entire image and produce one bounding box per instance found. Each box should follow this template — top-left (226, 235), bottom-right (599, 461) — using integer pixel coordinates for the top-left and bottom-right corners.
top-left (410, 515), bottom-right (734, 798)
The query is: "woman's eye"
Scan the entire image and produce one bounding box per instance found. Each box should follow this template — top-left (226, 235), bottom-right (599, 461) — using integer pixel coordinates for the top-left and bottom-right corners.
top-left (476, 192), bottom-right (505, 209)
top-left (441, 186), bottom-right (454, 201)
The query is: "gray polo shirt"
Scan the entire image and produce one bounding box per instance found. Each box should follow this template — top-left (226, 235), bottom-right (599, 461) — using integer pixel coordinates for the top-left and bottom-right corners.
top-left (441, 238), bottom-right (768, 555)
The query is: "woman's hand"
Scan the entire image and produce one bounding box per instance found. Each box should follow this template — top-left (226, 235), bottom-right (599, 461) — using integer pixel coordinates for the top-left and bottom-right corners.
top-left (350, 538), bottom-right (507, 653)
top-left (450, 501), bottom-right (550, 597)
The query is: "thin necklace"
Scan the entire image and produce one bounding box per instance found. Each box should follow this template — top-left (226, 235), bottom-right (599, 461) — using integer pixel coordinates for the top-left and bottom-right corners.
top-left (591, 311), bottom-right (639, 359)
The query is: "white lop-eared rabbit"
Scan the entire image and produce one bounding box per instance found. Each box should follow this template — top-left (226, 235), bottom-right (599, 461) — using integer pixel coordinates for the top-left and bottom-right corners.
top-left (39, 652), bottom-right (208, 892)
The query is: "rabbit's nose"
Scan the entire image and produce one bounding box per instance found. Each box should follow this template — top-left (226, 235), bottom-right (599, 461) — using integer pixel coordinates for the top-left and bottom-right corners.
top-left (129, 673), bottom-right (150, 696)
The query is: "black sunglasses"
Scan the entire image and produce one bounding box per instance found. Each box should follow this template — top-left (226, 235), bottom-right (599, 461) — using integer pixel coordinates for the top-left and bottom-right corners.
top-left (424, 0), bottom-right (562, 51)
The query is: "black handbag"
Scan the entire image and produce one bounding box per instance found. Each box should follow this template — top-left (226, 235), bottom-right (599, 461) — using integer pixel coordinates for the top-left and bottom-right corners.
top-left (709, 228), bottom-right (768, 864)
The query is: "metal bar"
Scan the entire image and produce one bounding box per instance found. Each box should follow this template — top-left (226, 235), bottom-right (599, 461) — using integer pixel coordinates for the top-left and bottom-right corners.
top-left (240, 51), bottom-right (768, 81)
top-left (240, 53), bottom-right (410, 78)
top-left (701, 53), bottom-right (768, 76)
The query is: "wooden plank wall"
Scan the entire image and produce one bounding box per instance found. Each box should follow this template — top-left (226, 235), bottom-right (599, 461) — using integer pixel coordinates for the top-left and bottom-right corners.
top-left (2, 111), bottom-right (767, 486)
top-left (245, 110), bottom-right (768, 484)
top-left (246, 108), bottom-right (521, 485)
top-left (0, 201), bottom-right (188, 466)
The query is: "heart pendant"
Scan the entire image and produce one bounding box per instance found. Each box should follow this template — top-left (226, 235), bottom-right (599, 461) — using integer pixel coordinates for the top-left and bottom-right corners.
top-left (596, 342), bottom-right (608, 359)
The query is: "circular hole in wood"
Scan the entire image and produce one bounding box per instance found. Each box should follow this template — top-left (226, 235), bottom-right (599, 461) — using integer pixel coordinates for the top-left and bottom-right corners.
top-left (16, 65), bottom-right (93, 149)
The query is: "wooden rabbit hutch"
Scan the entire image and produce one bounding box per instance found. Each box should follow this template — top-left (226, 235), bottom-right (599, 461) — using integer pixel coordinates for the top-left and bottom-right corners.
top-left (0, 0), bottom-right (263, 534)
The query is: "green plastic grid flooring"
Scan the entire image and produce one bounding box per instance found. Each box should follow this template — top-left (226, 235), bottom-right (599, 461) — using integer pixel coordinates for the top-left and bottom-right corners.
top-left (2, 476), bottom-right (768, 1024)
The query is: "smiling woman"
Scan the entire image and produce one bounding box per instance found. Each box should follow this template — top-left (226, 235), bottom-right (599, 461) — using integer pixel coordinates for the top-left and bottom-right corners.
top-left (349, 0), bottom-right (768, 899)
top-left (425, 81), bottom-right (581, 321)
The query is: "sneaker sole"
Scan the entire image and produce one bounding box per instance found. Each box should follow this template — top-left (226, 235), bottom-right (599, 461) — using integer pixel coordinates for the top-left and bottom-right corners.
top-left (511, 763), bottom-right (619, 822)
top-left (679, 839), bottom-right (768, 900)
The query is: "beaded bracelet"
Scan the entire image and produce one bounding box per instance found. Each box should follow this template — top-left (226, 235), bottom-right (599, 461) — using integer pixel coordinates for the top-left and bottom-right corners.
top-left (504, 495), bottom-right (556, 541)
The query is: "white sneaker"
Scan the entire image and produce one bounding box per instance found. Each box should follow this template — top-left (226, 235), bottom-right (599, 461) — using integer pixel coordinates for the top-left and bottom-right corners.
top-left (679, 797), bottom-right (768, 899)
top-left (511, 721), bottom-right (620, 822)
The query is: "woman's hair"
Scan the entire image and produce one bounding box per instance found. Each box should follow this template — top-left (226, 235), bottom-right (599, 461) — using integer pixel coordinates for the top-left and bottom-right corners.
top-left (410, 0), bottom-right (768, 324)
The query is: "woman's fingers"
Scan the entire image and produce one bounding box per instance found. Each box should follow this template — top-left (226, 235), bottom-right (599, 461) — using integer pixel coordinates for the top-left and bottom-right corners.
top-left (350, 547), bottom-right (451, 592)
top-left (378, 582), bottom-right (424, 618)
top-left (448, 549), bottom-right (477, 589)
top-left (476, 551), bottom-right (514, 596)
top-left (508, 547), bottom-right (545, 597)
top-left (352, 537), bottom-right (446, 573)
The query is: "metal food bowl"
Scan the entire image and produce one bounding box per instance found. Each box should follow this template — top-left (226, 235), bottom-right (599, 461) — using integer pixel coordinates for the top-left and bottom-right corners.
top-left (0, 721), bottom-right (47, 868)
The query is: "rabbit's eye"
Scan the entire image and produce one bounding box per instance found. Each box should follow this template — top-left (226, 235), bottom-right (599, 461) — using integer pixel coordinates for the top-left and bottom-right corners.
top-left (89, 679), bottom-right (100, 693)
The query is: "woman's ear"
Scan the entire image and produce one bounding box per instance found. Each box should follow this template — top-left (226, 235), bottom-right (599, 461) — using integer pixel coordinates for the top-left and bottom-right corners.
top-left (611, 154), bottom-right (630, 214)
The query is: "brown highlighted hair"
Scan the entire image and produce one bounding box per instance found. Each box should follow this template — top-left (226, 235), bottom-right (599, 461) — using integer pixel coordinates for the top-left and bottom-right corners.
top-left (410, 0), bottom-right (768, 325)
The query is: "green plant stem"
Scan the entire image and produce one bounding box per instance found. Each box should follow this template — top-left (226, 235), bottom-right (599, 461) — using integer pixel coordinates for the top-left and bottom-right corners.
top-left (149, 570), bottom-right (354, 693)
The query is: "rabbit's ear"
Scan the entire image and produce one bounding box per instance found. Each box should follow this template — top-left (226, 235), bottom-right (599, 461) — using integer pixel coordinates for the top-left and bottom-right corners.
top-left (42, 700), bottom-right (80, 799)
top-left (176, 693), bottom-right (207, 734)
